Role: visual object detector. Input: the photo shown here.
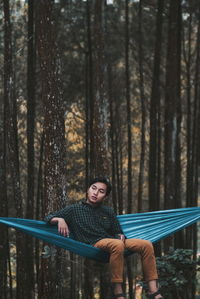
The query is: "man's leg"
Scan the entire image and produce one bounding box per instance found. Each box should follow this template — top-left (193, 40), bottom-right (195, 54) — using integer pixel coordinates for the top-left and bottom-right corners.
top-left (125, 239), bottom-right (163, 299)
top-left (94, 238), bottom-right (125, 283)
top-left (94, 239), bottom-right (126, 298)
top-left (125, 239), bottom-right (158, 281)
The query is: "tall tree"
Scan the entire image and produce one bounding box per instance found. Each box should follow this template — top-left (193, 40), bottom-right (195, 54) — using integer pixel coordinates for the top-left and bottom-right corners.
top-left (149, 0), bottom-right (164, 212)
top-left (184, 0), bottom-right (193, 211)
top-left (164, 0), bottom-right (182, 249)
top-left (3, 0), bottom-right (26, 298)
top-left (25, 0), bottom-right (36, 295)
top-left (186, 1), bottom-right (200, 259)
top-left (125, 1), bottom-right (134, 298)
top-left (125, 0), bottom-right (133, 214)
top-left (108, 64), bottom-right (120, 213)
top-left (184, 2), bottom-right (196, 253)
top-left (85, 0), bottom-right (94, 186)
top-left (91, 0), bottom-right (109, 177)
top-left (164, 0), bottom-right (182, 209)
top-left (36, 0), bottom-right (67, 297)
top-left (137, 0), bottom-right (146, 212)
top-left (0, 63), bottom-right (9, 299)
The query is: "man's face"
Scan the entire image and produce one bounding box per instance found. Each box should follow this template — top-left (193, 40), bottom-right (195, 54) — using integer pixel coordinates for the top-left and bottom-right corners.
top-left (86, 182), bottom-right (107, 206)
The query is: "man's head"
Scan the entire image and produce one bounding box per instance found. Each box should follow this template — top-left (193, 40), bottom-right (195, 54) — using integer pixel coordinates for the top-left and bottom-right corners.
top-left (86, 177), bottom-right (112, 206)
top-left (88, 177), bottom-right (112, 196)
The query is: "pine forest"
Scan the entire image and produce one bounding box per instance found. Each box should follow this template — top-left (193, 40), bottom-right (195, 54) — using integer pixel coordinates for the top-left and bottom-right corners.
top-left (1, 0), bottom-right (200, 298)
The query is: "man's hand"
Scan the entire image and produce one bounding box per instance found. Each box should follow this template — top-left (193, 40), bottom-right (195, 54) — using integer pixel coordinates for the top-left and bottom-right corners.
top-left (57, 218), bottom-right (69, 237)
top-left (119, 234), bottom-right (125, 242)
top-left (51, 217), bottom-right (70, 237)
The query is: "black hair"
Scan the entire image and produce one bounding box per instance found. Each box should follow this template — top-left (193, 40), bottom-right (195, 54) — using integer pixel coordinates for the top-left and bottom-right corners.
top-left (88, 177), bottom-right (112, 196)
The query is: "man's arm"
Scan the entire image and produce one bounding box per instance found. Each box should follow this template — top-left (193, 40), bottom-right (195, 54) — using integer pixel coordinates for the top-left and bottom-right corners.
top-left (50, 217), bottom-right (70, 237)
top-left (44, 206), bottom-right (73, 237)
top-left (109, 209), bottom-right (125, 240)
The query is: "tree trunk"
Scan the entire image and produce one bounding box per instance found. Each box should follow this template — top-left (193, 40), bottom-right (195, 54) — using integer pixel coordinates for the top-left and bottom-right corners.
top-left (164, 0), bottom-right (182, 250)
top-left (108, 62), bottom-right (118, 212)
top-left (149, 0), bottom-right (164, 212)
top-left (25, 0), bottom-right (36, 295)
top-left (85, 0), bottom-right (94, 184)
top-left (125, 0), bottom-right (133, 214)
top-left (35, 132), bottom-right (44, 293)
top-left (137, 0), bottom-right (146, 213)
top-left (184, 2), bottom-right (195, 252)
top-left (0, 73), bottom-right (9, 299)
top-left (3, 1), bottom-right (26, 298)
top-left (188, 10), bottom-right (200, 299)
top-left (36, 0), bottom-right (67, 297)
top-left (91, 0), bottom-right (109, 177)
top-left (83, 259), bottom-right (94, 299)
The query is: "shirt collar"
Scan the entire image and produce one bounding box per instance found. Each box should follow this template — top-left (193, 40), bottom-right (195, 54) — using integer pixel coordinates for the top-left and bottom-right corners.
top-left (82, 200), bottom-right (102, 209)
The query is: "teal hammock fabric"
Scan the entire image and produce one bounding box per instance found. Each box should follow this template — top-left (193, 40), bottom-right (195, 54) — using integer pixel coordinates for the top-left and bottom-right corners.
top-left (0, 207), bottom-right (200, 263)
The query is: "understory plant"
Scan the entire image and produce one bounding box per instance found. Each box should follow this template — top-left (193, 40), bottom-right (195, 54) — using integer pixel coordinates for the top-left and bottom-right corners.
top-left (155, 248), bottom-right (200, 299)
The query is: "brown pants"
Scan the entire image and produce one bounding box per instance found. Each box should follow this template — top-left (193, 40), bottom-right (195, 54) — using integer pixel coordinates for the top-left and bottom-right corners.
top-left (94, 238), bottom-right (158, 283)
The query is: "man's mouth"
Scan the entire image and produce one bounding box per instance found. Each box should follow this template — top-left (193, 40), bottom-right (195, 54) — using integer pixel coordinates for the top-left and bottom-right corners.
top-left (91, 196), bottom-right (97, 200)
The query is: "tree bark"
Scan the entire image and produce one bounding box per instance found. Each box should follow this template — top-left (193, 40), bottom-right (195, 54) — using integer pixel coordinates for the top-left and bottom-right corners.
top-left (36, 0), bottom-right (67, 297)
top-left (0, 67), bottom-right (9, 299)
top-left (3, 1), bottom-right (26, 297)
top-left (85, 0), bottom-right (94, 185)
top-left (25, 0), bottom-right (36, 295)
top-left (125, 0), bottom-right (133, 214)
top-left (137, 0), bottom-right (146, 213)
top-left (149, 0), bottom-right (164, 212)
top-left (164, 0), bottom-right (182, 250)
top-left (91, 0), bottom-right (110, 177)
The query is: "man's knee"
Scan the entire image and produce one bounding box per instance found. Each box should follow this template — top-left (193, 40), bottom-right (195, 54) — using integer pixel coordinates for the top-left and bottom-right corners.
top-left (141, 240), bottom-right (154, 253)
top-left (111, 240), bottom-right (125, 253)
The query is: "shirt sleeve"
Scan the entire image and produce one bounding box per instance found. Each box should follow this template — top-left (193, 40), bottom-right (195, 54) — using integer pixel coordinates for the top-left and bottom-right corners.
top-left (109, 209), bottom-right (123, 236)
top-left (44, 205), bottom-right (73, 224)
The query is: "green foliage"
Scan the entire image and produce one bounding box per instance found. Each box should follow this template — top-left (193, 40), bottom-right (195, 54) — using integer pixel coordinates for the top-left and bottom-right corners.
top-left (42, 245), bottom-right (57, 259)
top-left (156, 248), bottom-right (200, 298)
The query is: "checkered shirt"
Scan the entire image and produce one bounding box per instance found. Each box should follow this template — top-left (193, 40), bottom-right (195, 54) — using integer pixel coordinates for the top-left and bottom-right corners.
top-left (44, 201), bottom-right (123, 245)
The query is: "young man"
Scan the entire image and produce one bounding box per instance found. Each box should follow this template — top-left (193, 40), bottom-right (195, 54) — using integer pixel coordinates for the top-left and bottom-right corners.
top-left (44, 177), bottom-right (164, 299)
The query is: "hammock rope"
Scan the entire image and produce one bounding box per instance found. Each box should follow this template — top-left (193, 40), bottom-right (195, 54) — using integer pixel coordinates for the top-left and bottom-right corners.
top-left (0, 207), bottom-right (200, 263)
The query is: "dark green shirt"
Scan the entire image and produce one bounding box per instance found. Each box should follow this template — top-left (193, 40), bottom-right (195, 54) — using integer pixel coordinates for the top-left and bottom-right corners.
top-left (44, 201), bottom-right (123, 245)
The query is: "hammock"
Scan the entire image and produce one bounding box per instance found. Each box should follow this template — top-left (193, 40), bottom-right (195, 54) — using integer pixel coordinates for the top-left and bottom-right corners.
top-left (0, 207), bottom-right (200, 263)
